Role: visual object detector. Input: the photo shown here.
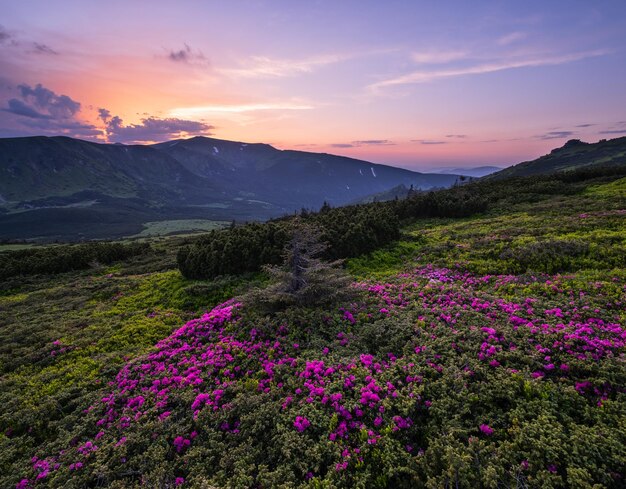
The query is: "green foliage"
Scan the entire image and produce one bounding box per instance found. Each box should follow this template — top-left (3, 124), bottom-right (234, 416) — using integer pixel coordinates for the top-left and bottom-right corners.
top-left (244, 222), bottom-right (354, 311)
top-left (2, 165), bottom-right (626, 488)
top-left (349, 169), bottom-right (626, 278)
top-left (178, 204), bottom-right (400, 279)
top-left (0, 241), bottom-right (151, 279)
top-left (0, 240), bottom-right (255, 486)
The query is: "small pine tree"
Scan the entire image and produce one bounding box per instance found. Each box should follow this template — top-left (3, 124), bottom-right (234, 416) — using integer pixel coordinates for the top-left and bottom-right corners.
top-left (243, 221), bottom-right (353, 311)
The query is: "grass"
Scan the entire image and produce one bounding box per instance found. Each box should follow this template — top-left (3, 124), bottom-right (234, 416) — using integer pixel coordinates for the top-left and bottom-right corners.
top-left (0, 238), bottom-right (261, 478)
top-left (129, 219), bottom-right (229, 238)
top-left (348, 178), bottom-right (626, 279)
top-left (0, 243), bottom-right (38, 252)
top-left (1, 172), bottom-right (625, 487)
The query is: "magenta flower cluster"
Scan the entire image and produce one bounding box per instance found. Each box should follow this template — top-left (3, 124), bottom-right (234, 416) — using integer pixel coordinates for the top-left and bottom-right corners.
top-left (19, 265), bottom-right (625, 486)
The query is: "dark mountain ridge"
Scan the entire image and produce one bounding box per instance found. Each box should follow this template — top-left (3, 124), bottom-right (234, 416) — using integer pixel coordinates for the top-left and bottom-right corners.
top-left (0, 135), bottom-right (459, 241)
top-left (486, 137), bottom-right (626, 180)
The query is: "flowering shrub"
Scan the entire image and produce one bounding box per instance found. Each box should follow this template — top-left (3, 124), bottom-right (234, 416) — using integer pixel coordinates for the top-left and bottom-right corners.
top-left (15, 264), bottom-right (625, 488)
top-left (5, 170), bottom-right (626, 488)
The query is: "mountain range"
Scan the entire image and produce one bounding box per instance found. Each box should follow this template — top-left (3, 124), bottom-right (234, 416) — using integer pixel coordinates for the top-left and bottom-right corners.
top-left (0, 136), bottom-right (458, 241)
top-left (1, 135), bottom-right (624, 242)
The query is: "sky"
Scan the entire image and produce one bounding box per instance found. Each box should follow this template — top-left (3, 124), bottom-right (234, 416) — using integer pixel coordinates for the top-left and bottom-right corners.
top-left (0, 0), bottom-right (625, 171)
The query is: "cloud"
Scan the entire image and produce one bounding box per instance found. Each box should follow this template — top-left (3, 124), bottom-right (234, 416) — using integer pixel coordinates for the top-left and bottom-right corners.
top-left (352, 139), bottom-right (394, 146)
top-left (220, 53), bottom-right (347, 78)
top-left (445, 134), bottom-right (467, 139)
top-left (537, 131), bottom-right (574, 140)
top-left (411, 50), bottom-right (467, 64)
top-left (98, 108), bottom-right (111, 123)
top-left (3, 83), bottom-right (81, 119)
top-left (170, 102), bottom-right (313, 118)
top-left (370, 50), bottom-right (609, 90)
top-left (497, 32), bottom-right (527, 46)
top-left (167, 43), bottom-right (205, 63)
top-left (412, 139), bottom-right (447, 145)
top-left (103, 114), bottom-right (214, 143)
top-left (0, 25), bottom-right (12, 44)
top-left (20, 117), bottom-right (102, 137)
top-left (1, 82), bottom-right (101, 139)
top-left (4, 98), bottom-right (50, 118)
top-left (598, 129), bottom-right (626, 135)
top-left (330, 140), bottom-right (394, 149)
top-left (575, 123), bottom-right (595, 128)
top-left (17, 83), bottom-right (80, 118)
top-left (31, 42), bottom-right (58, 55)
top-left (0, 26), bottom-right (57, 53)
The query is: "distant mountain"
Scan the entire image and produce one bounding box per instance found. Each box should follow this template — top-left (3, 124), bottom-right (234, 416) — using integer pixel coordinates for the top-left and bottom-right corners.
top-left (0, 136), bottom-right (459, 241)
top-left (486, 137), bottom-right (626, 180)
top-left (431, 166), bottom-right (502, 177)
top-left (151, 136), bottom-right (458, 209)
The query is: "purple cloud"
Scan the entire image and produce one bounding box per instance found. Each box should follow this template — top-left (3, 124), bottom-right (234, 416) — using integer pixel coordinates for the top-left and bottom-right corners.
top-left (537, 131), bottom-right (574, 140)
top-left (32, 42), bottom-right (58, 55)
top-left (16, 83), bottom-right (81, 118)
top-left (103, 114), bottom-right (214, 143)
top-left (0, 25), bottom-right (12, 44)
top-left (1, 82), bottom-right (101, 139)
top-left (4, 98), bottom-right (50, 119)
top-left (98, 108), bottom-right (111, 123)
top-left (330, 140), bottom-right (394, 148)
top-left (412, 139), bottom-right (447, 145)
top-left (168, 43), bottom-right (205, 63)
top-left (352, 139), bottom-right (394, 145)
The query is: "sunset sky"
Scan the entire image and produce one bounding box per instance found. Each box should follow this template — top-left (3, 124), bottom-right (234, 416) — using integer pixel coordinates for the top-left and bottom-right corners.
top-left (1, 0), bottom-right (625, 170)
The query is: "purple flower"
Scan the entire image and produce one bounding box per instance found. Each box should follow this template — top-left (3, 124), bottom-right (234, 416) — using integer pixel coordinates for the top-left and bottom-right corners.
top-left (479, 424), bottom-right (494, 436)
top-left (293, 416), bottom-right (311, 432)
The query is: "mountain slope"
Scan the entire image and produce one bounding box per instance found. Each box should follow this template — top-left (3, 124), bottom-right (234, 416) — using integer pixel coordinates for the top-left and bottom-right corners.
top-left (487, 137), bottom-right (626, 180)
top-left (0, 135), bottom-right (459, 241)
top-left (152, 136), bottom-right (458, 208)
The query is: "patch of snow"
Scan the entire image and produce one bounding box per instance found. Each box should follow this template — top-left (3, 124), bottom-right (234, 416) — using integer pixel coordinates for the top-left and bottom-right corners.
top-left (213, 146), bottom-right (219, 154)
top-left (359, 169), bottom-right (363, 176)
top-left (346, 185), bottom-right (350, 190)
top-left (169, 141), bottom-right (179, 147)
top-left (370, 167), bottom-right (377, 178)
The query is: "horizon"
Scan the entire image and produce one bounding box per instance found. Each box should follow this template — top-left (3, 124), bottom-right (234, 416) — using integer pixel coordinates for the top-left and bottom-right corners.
top-left (1, 1), bottom-right (626, 171)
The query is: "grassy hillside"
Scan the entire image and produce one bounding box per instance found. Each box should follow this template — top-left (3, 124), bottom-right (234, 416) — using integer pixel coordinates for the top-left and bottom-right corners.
top-left (488, 137), bottom-right (626, 180)
top-left (1, 169), bottom-right (624, 488)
